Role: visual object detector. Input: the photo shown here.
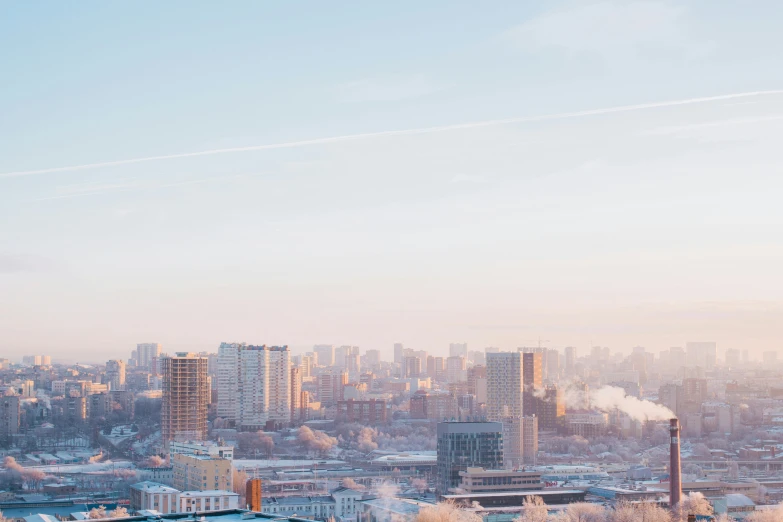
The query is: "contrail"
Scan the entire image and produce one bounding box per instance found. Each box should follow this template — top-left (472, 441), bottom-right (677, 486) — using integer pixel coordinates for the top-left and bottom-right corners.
top-left (3, 90), bottom-right (781, 179)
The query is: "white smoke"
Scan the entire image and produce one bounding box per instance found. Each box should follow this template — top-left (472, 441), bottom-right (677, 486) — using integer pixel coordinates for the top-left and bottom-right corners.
top-left (590, 386), bottom-right (674, 421)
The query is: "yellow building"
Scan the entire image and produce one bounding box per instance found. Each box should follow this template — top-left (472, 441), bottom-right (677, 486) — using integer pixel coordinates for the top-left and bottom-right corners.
top-left (172, 453), bottom-right (233, 492)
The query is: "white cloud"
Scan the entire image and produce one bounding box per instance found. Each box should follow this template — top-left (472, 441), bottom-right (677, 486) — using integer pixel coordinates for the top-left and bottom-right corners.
top-left (503, 0), bottom-right (715, 61)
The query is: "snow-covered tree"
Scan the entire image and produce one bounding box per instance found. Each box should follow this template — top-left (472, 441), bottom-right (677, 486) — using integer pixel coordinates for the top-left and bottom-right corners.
top-left (512, 495), bottom-right (548, 522)
top-left (414, 501), bottom-right (483, 522)
top-left (675, 492), bottom-right (713, 522)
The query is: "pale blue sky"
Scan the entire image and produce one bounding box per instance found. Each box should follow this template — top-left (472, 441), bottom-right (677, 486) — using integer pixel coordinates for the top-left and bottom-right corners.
top-left (2, 1), bottom-right (783, 361)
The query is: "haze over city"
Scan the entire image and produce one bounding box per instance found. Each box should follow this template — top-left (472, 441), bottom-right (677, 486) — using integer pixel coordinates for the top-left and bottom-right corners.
top-left (3, 2), bottom-right (783, 361)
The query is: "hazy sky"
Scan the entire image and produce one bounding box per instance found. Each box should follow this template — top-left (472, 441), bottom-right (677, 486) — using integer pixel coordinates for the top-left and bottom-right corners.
top-left (2, 1), bottom-right (783, 362)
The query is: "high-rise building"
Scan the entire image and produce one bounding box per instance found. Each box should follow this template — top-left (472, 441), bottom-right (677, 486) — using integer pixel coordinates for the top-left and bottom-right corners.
top-left (394, 343), bottom-right (404, 365)
top-left (522, 415), bottom-right (538, 465)
top-left (436, 421), bottom-right (503, 498)
top-left (536, 386), bottom-right (564, 430)
top-left (725, 349), bottom-right (740, 367)
top-left (364, 349), bottom-right (381, 368)
top-left (522, 352), bottom-right (543, 417)
top-left (317, 369), bottom-right (348, 406)
top-left (345, 353), bottom-right (361, 375)
top-left (41, 355), bottom-right (52, 366)
top-left (291, 366), bottom-right (302, 423)
top-left (449, 343), bottom-right (468, 358)
top-left (300, 354), bottom-right (313, 378)
top-left (22, 355), bottom-right (42, 366)
top-left (136, 343), bottom-right (162, 369)
top-left (106, 359), bottom-right (126, 391)
top-left (0, 395), bottom-right (20, 440)
top-left (488, 352), bottom-right (523, 465)
top-left (564, 346), bottom-right (576, 375)
top-left (433, 357), bottom-right (445, 380)
top-left (404, 356), bottom-right (421, 378)
top-left (299, 390), bottom-right (310, 421)
top-left (487, 353), bottom-right (522, 420)
top-left (217, 343), bottom-right (291, 429)
top-left (313, 345), bottom-right (335, 367)
top-left (446, 356), bottom-right (467, 383)
top-left (161, 353), bottom-right (209, 443)
top-left (686, 342), bottom-right (717, 370)
top-left (545, 349), bottom-right (560, 380)
top-left (468, 350), bottom-right (486, 366)
top-left (335, 346), bottom-right (357, 369)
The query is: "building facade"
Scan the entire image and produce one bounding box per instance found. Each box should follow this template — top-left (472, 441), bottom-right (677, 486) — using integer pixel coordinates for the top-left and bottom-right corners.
top-left (162, 353), bottom-right (210, 443)
top-left (217, 343), bottom-right (291, 429)
top-left (436, 421), bottom-right (503, 498)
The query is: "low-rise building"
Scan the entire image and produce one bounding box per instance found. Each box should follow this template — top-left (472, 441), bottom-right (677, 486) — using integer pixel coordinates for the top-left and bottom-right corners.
top-left (172, 453), bottom-right (232, 492)
top-left (177, 490), bottom-right (239, 513)
top-left (457, 467), bottom-right (543, 494)
top-left (259, 487), bottom-right (362, 519)
top-left (130, 481), bottom-right (180, 514)
top-left (169, 440), bottom-right (234, 461)
top-left (336, 399), bottom-right (387, 425)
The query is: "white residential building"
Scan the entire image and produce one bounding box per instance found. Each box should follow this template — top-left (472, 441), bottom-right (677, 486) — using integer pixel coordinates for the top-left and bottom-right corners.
top-left (217, 343), bottom-right (291, 429)
top-left (487, 352), bottom-right (524, 466)
top-left (130, 481), bottom-right (238, 514)
top-left (177, 490), bottom-right (239, 513)
top-left (136, 343), bottom-right (162, 369)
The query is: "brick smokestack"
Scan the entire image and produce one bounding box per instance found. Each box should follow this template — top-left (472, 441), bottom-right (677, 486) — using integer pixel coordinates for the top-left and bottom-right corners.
top-left (669, 418), bottom-right (682, 508)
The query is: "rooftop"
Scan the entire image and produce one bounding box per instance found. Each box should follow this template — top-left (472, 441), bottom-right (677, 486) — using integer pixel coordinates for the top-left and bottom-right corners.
top-left (131, 481), bottom-right (180, 494)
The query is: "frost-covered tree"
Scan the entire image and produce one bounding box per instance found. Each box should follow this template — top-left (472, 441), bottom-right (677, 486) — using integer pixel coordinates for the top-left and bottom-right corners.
top-left (512, 496), bottom-right (548, 522)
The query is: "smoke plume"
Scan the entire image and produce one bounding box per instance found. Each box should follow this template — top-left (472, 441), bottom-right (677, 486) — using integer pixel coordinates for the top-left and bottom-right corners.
top-left (589, 386), bottom-right (674, 421)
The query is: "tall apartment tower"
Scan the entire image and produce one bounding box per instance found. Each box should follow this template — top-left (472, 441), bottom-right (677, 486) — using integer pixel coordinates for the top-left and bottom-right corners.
top-left (686, 342), bottom-right (717, 370)
top-left (394, 343), bottom-right (405, 365)
top-left (106, 359), bottom-right (126, 391)
top-left (161, 353), bottom-right (209, 443)
top-left (446, 356), bottom-right (467, 383)
top-left (313, 345), bottom-right (335, 367)
top-left (436, 421), bottom-right (503, 498)
top-left (449, 343), bottom-right (468, 358)
top-left (0, 395), bottom-right (21, 440)
top-left (291, 366), bottom-right (302, 423)
top-left (136, 343), bottom-right (162, 369)
top-left (217, 343), bottom-right (291, 430)
top-left (522, 416), bottom-right (538, 465)
top-left (522, 352), bottom-right (543, 416)
top-left (487, 352), bottom-right (523, 465)
top-left (564, 346), bottom-right (576, 375)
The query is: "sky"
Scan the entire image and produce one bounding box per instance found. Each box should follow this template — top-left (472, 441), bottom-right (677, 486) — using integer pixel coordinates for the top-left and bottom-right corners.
top-left (2, 1), bottom-right (783, 362)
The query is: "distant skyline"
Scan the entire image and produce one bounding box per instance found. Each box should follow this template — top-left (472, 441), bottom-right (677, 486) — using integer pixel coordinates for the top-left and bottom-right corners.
top-left (2, 1), bottom-right (783, 360)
